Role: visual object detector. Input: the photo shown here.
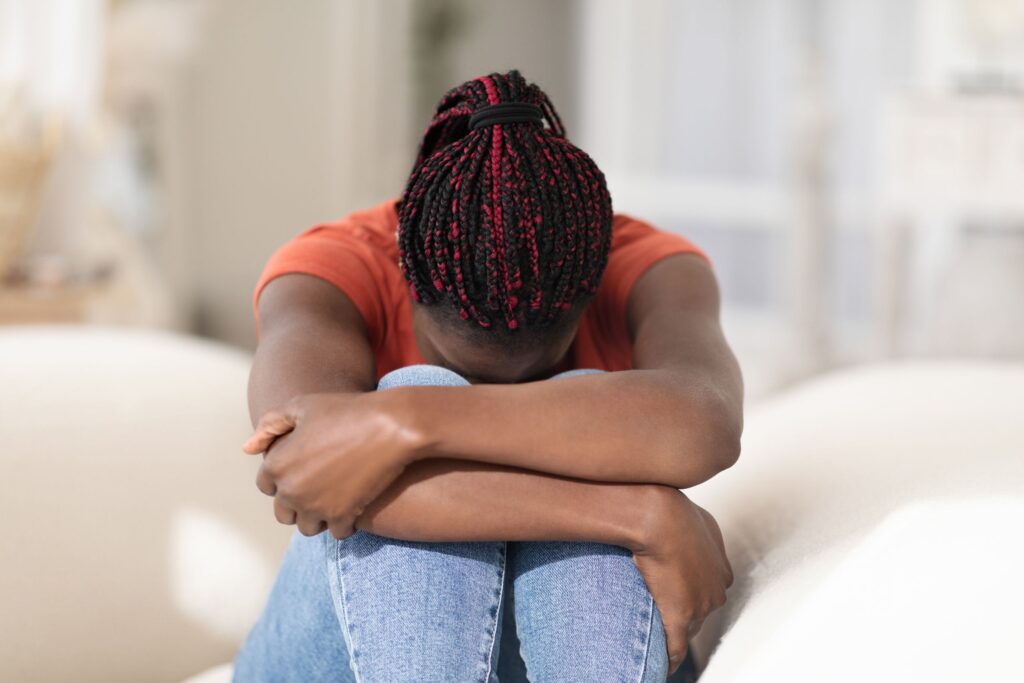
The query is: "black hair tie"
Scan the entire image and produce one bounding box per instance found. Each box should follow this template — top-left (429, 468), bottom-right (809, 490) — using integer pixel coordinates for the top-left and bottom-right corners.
top-left (469, 103), bottom-right (545, 131)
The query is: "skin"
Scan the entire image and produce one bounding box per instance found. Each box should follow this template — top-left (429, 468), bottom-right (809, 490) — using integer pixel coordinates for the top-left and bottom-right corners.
top-left (244, 251), bottom-right (742, 673)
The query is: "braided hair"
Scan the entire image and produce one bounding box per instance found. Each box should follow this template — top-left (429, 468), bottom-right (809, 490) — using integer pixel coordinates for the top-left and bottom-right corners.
top-left (397, 69), bottom-right (613, 337)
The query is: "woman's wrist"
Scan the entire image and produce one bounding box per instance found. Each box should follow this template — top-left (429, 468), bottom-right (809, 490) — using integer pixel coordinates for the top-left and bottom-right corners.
top-left (574, 482), bottom-right (660, 552)
top-left (630, 485), bottom-right (693, 555)
top-left (599, 483), bottom-right (681, 553)
top-left (372, 385), bottom-right (444, 465)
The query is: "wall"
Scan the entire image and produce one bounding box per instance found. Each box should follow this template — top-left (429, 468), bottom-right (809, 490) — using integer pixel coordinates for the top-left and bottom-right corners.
top-left (171, 0), bottom-right (574, 350)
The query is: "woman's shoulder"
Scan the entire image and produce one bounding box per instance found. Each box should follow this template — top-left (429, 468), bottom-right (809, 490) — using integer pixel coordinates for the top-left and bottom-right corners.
top-left (589, 210), bottom-right (710, 329)
top-left (305, 196), bottom-right (401, 256)
top-left (609, 211), bottom-right (691, 250)
top-left (253, 196), bottom-right (405, 341)
top-left (606, 210), bottom-right (709, 266)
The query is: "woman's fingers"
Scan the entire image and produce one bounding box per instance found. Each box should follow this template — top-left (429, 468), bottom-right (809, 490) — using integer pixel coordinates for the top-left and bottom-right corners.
top-left (296, 512), bottom-right (326, 537)
top-left (661, 609), bottom-right (690, 674)
top-left (327, 519), bottom-right (356, 541)
top-left (273, 497), bottom-right (297, 525)
top-left (255, 461), bottom-right (277, 496)
top-left (667, 636), bottom-right (689, 675)
top-left (270, 492), bottom-right (329, 538)
top-left (243, 409), bottom-right (298, 454)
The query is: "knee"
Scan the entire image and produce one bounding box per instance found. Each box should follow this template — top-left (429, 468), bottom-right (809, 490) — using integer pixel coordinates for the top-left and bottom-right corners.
top-left (511, 541), bottom-right (669, 681)
top-left (377, 363), bottom-right (470, 390)
top-left (548, 367), bottom-right (607, 380)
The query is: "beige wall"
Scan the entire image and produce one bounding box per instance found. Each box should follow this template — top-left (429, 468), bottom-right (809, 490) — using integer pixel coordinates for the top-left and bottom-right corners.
top-left (445, 0), bottom-right (577, 130)
top-left (173, 1), bottom-right (401, 348)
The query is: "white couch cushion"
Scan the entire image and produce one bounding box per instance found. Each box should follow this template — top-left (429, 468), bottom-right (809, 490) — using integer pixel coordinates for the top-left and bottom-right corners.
top-left (690, 361), bottom-right (1024, 682)
top-left (0, 326), bottom-right (290, 683)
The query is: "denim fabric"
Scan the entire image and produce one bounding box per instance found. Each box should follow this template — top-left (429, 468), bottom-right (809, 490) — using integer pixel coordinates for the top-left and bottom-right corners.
top-left (233, 364), bottom-right (698, 682)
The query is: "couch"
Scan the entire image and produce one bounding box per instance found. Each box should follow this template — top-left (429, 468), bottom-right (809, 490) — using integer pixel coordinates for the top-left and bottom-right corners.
top-left (688, 360), bottom-right (1024, 682)
top-left (0, 326), bottom-right (289, 683)
top-left (1, 326), bottom-right (1020, 682)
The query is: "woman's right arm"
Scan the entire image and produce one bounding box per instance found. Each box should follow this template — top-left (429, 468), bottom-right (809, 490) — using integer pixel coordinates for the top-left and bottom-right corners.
top-left (250, 273), bottom-right (732, 667)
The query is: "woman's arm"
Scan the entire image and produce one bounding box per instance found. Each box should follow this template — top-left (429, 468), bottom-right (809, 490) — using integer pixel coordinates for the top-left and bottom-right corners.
top-left (249, 273), bottom-right (733, 666)
top-left (250, 254), bottom-right (743, 492)
top-left (359, 457), bottom-right (646, 545)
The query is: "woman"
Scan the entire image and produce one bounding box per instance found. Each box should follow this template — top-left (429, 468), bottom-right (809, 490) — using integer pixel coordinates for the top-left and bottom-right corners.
top-left (233, 70), bottom-right (742, 682)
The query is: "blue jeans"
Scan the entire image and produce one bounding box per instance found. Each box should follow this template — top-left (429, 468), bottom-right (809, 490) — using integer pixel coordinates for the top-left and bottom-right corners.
top-left (233, 364), bottom-right (698, 682)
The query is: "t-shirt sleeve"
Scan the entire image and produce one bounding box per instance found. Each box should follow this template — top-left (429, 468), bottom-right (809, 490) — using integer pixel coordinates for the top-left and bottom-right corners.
top-left (252, 224), bottom-right (387, 345)
top-left (600, 218), bottom-right (712, 323)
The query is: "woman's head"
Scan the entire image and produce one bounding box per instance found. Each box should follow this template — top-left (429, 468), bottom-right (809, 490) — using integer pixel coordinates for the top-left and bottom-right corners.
top-left (397, 70), bottom-right (613, 381)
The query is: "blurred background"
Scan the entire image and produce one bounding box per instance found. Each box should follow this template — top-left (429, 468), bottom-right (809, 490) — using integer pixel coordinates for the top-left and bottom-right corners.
top-left (3, 0), bottom-right (1024, 399)
top-left (4, 4), bottom-right (1024, 681)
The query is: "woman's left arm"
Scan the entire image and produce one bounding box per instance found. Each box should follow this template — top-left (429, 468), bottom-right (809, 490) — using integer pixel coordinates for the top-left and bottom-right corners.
top-left (395, 252), bottom-right (743, 489)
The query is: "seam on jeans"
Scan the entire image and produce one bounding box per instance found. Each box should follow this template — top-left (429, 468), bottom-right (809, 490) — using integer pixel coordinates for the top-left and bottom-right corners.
top-left (636, 593), bottom-right (656, 683)
top-left (333, 540), bottom-right (363, 683)
top-left (483, 542), bottom-right (508, 682)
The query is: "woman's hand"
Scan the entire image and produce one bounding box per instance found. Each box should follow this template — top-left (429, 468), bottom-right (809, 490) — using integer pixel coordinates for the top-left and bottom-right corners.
top-left (243, 391), bottom-right (425, 539)
top-left (631, 486), bottom-right (733, 674)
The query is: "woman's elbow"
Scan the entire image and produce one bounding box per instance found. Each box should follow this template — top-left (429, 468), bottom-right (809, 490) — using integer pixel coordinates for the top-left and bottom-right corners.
top-left (711, 419), bottom-right (742, 472)
top-left (667, 397), bottom-right (743, 488)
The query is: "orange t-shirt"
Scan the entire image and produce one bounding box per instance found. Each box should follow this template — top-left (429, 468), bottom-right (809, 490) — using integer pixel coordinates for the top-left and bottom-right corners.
top-left (253, 196), bottom-right (709, 382)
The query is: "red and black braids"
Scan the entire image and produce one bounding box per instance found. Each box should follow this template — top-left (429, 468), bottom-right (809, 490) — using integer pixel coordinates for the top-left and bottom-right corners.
top-left (397, 69), bottom-right (613, 333)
